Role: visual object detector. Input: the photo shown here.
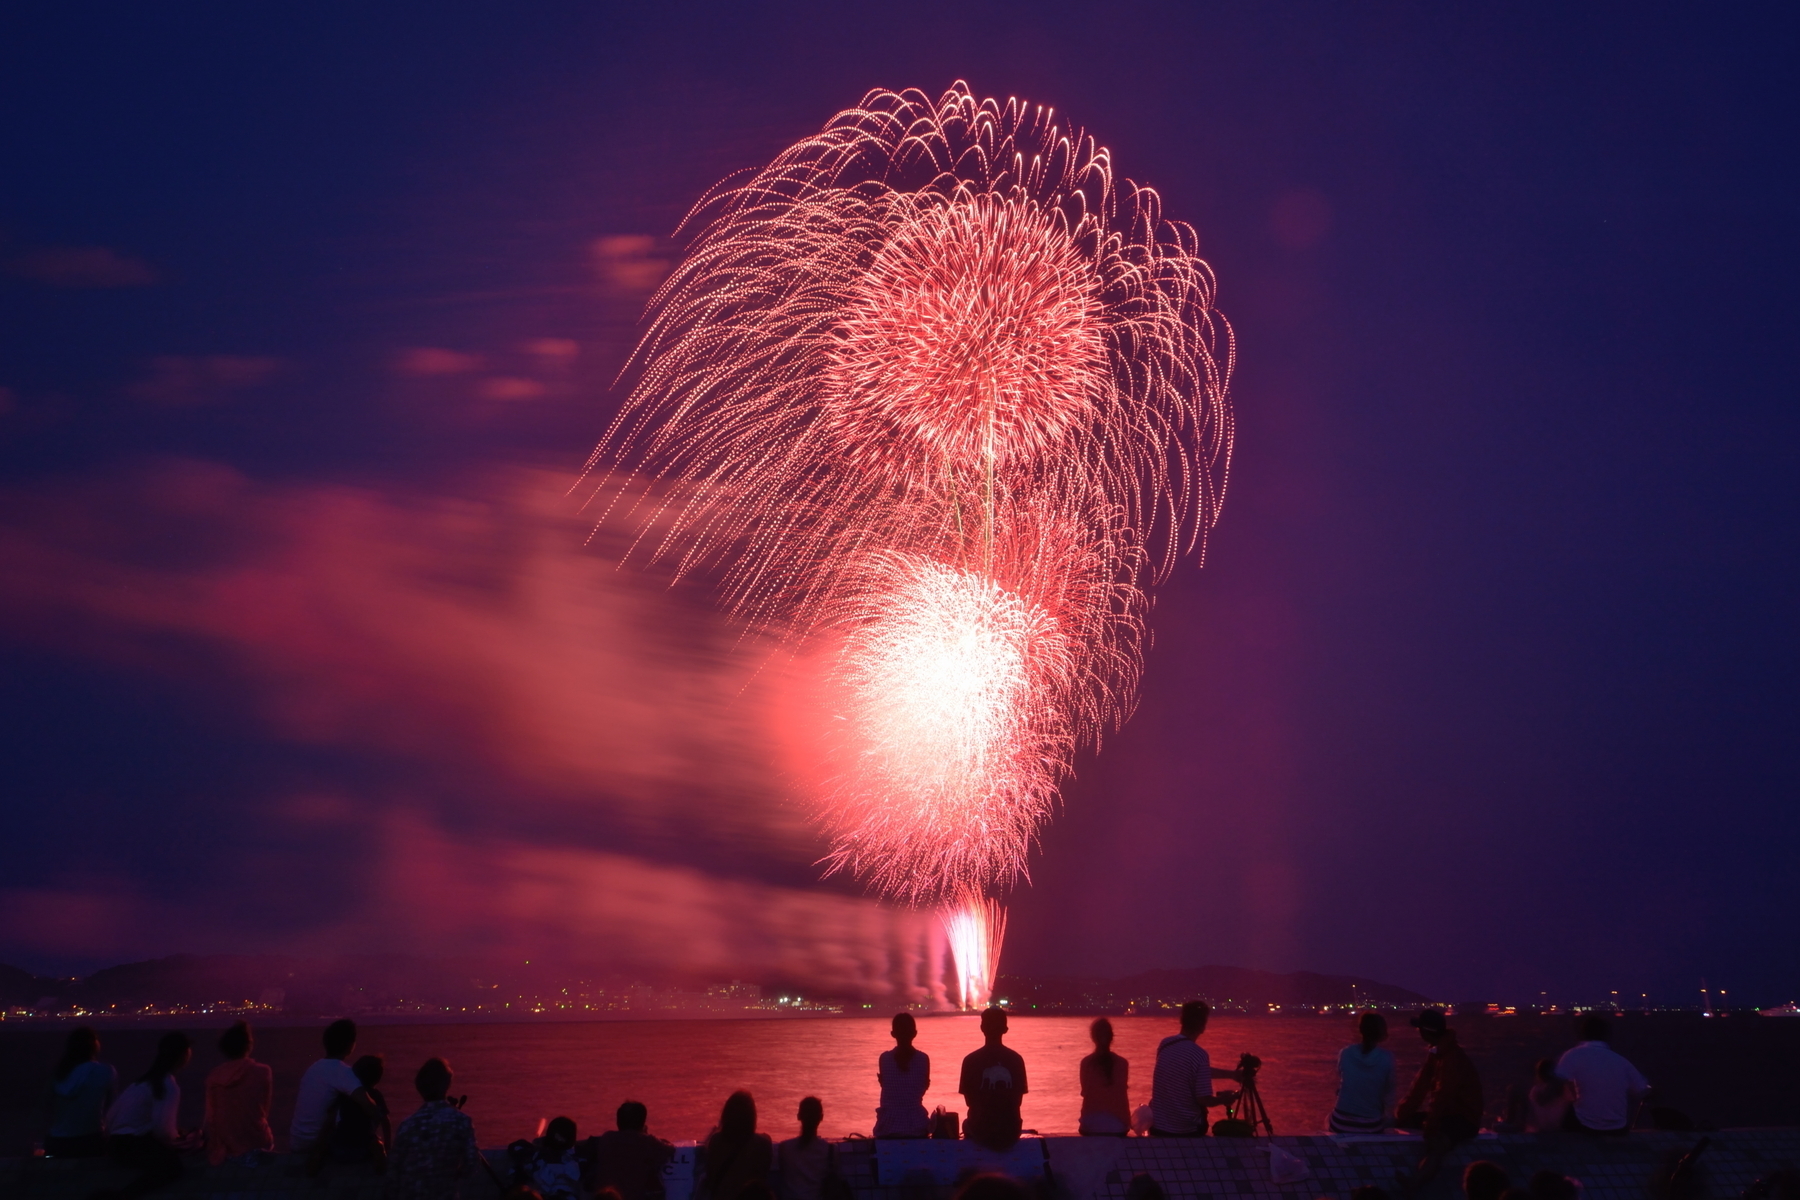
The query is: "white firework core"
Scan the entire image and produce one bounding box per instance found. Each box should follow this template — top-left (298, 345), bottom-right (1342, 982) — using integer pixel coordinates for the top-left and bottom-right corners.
top-left (822, 553), bottom-right (1075, 904)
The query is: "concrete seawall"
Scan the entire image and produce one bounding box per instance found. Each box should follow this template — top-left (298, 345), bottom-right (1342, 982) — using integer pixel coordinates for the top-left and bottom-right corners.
top-left (6, 1131), bottom-right (1797, 1200)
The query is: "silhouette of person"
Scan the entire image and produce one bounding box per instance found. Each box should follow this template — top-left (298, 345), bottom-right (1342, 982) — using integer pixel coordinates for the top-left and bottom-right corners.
top-left (958, 1007), bottom-right (1028, 1151)
top-left (874, 1013), bottom-right (930, 1138)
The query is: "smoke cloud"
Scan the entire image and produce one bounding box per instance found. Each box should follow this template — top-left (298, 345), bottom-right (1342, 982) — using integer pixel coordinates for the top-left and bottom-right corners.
top-left (0, 458), bottom-right (934, 995)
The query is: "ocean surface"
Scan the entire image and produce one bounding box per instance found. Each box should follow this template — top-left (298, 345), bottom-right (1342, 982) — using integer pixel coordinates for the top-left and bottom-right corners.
top-left (2, 1014), bottom-right (1796, 1156)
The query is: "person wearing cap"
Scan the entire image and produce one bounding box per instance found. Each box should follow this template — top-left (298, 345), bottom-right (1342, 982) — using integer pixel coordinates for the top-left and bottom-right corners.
top-left (1394, 1008), bottom-right (1483, 1195)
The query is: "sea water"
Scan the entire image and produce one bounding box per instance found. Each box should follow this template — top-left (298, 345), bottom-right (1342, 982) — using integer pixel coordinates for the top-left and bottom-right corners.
top-left (1, 1013), bottom-right (1794, 1155)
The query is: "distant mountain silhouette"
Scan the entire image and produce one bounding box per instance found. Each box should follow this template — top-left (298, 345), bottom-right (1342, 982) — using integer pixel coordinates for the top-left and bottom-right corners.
top-left (996, 965), bottom-right (1433, 1012)
top-left (0, 953), bottom-right (568, 1016)
top-left (0, 953), bottom-right (1432, 1017)
top-left (0, 962), bottom-right (57, 1007)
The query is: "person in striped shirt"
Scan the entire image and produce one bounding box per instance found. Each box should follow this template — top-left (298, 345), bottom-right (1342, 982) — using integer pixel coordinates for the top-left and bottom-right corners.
top-left (1148, 1002), bottom-right (1240, 1136)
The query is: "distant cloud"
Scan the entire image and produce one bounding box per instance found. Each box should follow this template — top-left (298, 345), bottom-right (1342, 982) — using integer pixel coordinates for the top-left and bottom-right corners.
top-left (393, 347), bottom-right (484, 377)
top-left (591, 235), bottom-right (670, 294)
top-left (476, 376), bottom-right (546, 401)
top-left (10, 245), bottom-right (157, 288)
top-left (524, 337), bottom-right (580, 363)
top-left (125, 355), bottom-right (284, 406)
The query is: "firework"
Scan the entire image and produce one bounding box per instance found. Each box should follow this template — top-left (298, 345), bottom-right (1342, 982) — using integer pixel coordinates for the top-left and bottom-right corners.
top-left (587, 83), bottom-right (1232, 1001)
top-left (941, 894), bottom-right (1008, 1009)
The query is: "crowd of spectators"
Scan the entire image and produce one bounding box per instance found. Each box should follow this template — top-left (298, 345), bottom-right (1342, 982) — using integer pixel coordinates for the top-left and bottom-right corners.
top-left (31, 1003), bottom-right (1669, 1200)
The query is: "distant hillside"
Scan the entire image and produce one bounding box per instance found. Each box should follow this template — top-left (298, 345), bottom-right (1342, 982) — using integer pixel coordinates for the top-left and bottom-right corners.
top-left (2, 953), bottom-right (1432, 1018)
top-left (0, 954), bottom-right (780, 1018)
top-left (1, 954), bottom-right (578, 1017)
top-left (0, 962), bottom-right (57, 1008)
top-left (996, 965), bottom-right (1433, 1013)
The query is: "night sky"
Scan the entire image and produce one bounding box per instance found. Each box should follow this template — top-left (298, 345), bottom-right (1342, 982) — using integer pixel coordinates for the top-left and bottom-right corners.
top-left (2, 3), bottom-right (1794, 1005)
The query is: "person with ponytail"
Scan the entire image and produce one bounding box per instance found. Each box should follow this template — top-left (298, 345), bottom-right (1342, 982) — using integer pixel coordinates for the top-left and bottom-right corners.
top-left (1078, 1018), bottom-right (1132, 1135)
top-left (103, 1030), bottom-right (196, 1195)
top-left (773, 1097), bottom-right (831, 1200)
top-left (1329, 1012), bottom-right (1396, 1135)
top-left (46, 1026), bottom-right (116, 1158)
top-left (872, 1013), bottom-right (930, 1138)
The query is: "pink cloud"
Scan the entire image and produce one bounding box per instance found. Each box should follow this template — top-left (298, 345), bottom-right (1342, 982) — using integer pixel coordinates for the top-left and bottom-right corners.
top-left (393, 347), bottom-right (484, 377)
top-left (524, 337), bottom-right (580, 363)
top-left (10, 245), bottom-right (157, 288)
top-left (476, 376), bottom-right (546, 401)
top-left (591, 235), bottom-right (671, 294)
top-left (0, 464), bottom-right (792, 827)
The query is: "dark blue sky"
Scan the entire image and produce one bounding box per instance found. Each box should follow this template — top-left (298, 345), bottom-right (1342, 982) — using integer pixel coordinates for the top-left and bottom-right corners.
top-left (1, 2), bottom-right (1794, 1004)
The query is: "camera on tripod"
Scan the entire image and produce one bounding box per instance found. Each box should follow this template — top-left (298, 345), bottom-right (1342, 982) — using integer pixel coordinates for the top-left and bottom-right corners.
top-left (1211, 1052), bottom-right (1272, 1138)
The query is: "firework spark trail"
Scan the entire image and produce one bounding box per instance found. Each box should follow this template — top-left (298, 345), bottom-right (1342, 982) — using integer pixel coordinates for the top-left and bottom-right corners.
top-left (586, 84), bottom-right (1233, 993)
top-left (941, 894), bottom-right (1007, 1009)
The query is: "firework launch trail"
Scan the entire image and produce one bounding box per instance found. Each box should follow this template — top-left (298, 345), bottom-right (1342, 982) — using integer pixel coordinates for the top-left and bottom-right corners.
top-left (587, 83), bottom-right (1233, 1006)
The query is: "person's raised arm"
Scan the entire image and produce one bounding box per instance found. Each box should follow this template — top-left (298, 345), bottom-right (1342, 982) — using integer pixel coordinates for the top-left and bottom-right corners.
top-left (1198, 1055), bottom-right (1236, 1110)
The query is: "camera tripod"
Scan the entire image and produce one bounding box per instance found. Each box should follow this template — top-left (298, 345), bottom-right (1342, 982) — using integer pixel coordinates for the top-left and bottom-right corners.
top-left (1213, 1053), bottom-right (1275, 1137)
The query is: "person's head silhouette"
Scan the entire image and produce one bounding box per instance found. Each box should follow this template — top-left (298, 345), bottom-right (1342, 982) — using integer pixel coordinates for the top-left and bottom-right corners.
top-left (979, 1006), bottom-right (1008, 1043)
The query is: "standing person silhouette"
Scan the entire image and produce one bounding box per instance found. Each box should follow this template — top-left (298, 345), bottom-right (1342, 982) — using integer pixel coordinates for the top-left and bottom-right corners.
top-left (959, 1007), bottom-right (1028, 1151)
top-left (874, 1013), bottom-right (931, 1138)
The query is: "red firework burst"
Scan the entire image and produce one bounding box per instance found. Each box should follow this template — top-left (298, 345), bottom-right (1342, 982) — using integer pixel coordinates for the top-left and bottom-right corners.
top-left (586, 83), bottom-right (1233, 909)
top-left (827, 191), bottom-right (1108, 474)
